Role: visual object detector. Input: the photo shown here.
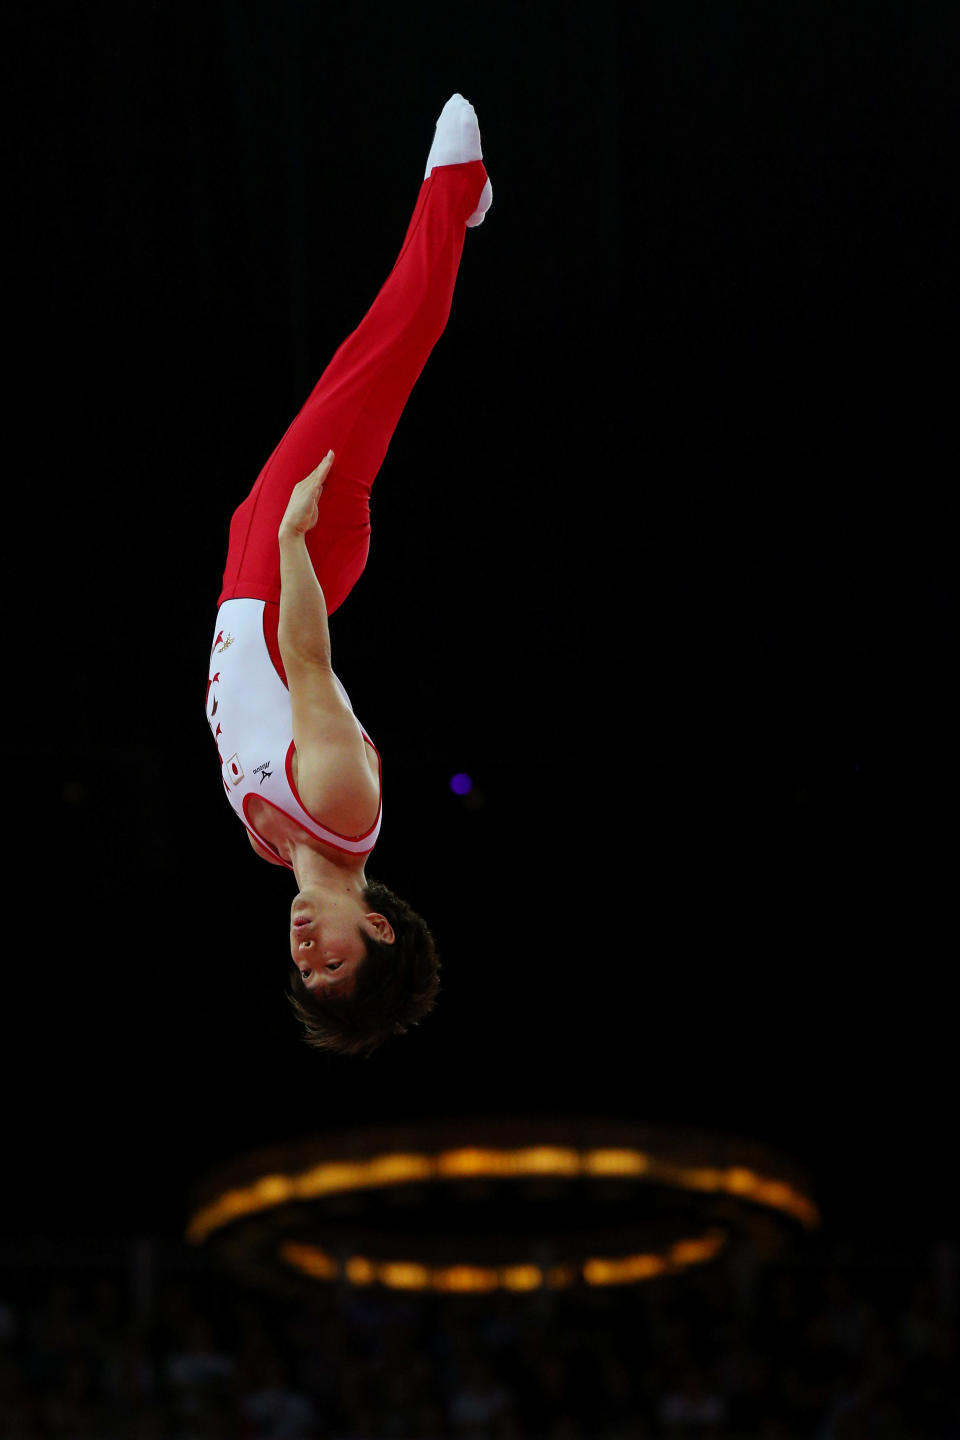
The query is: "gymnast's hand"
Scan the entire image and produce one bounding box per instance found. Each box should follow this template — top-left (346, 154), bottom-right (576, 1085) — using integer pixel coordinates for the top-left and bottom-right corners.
top-left (279, 451), bottom-right (335, 540)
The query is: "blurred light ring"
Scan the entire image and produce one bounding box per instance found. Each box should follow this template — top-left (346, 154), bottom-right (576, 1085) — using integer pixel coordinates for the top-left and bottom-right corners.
top-left (186, 1119), bottom-right (820, 1291)
top-left (188, 1147), bottom-right (815, 1243)
top-left (278, 1226), bottom-right (730, 1292)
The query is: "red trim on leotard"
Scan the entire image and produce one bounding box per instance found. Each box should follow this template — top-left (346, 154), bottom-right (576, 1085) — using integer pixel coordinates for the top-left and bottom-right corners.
top-left (239, 804), bottom-right (294, 870)
top-left (242, 792), bottom-right (377, 860)
top-left (284, 740), bottom-right (381, 844)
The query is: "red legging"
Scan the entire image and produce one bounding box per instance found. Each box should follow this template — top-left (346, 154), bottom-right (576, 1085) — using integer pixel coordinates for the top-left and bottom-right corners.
top-left (218, 159), bottom-right (488, 615)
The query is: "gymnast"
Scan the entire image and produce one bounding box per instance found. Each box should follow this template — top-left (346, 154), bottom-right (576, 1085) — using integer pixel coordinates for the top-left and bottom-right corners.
top-left (205, 94), bottom-right (491, 1057)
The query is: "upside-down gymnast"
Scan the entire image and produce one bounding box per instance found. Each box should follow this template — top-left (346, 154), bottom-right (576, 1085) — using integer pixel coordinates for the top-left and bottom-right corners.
top-left (205, 94), bottom-right (491, 1058)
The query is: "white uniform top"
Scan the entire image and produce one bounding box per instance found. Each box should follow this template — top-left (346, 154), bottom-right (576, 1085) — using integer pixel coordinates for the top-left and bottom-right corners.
top-left (205, 598), bottom-right (382, 868)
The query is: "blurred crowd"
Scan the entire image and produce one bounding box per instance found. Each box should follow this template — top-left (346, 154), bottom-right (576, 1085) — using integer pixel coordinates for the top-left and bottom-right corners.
top-left (1, 1233), bottom-right (957, 1439)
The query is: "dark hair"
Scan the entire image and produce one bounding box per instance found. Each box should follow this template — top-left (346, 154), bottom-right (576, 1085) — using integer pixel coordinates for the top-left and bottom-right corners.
top-left (286, 878), bottom-right (440, 1058)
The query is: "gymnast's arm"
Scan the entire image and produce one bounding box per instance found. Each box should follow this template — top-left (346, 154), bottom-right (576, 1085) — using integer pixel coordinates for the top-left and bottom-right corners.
top-left (275, 457), bottom-right (378, 825)
top-left (277, 452), bottom-right (336, 670)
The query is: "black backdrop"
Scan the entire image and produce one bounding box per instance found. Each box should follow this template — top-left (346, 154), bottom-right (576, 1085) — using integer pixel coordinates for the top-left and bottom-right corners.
top-left (2, 1), bottom-right (956, 1252)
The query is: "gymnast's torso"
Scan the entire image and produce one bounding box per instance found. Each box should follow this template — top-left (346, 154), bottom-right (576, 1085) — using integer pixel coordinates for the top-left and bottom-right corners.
top-left (206, 597), bottom-right (382, 870)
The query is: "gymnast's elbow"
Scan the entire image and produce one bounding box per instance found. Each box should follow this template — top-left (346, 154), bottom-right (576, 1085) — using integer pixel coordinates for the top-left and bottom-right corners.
top-left (277, 624), bottom-right (333, 675)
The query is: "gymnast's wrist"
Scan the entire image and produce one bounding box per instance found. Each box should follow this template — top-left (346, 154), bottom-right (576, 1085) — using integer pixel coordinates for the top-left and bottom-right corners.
top-left (278, 523), bottom-right (307, 547)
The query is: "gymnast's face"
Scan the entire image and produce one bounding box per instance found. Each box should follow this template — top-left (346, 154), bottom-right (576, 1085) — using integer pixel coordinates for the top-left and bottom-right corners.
top-left (290, 891), bottom-right (395, 999)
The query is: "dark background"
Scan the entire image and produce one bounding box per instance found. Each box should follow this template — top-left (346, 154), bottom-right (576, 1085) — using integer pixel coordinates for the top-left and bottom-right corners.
top-left (2, 0), bottom-right (956, 1259)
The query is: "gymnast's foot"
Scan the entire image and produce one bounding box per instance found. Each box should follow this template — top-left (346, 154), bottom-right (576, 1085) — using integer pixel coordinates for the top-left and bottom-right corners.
top-left (424, 92), bottom-right (493, 228)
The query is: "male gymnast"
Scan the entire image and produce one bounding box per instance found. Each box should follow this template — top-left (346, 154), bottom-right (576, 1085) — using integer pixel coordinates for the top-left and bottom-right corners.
top-left (205, 94), bottom-right (492, 1057)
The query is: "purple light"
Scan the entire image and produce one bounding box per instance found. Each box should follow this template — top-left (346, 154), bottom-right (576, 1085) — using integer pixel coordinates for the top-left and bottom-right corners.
top-left (450, 773), bottom-right (473, 796)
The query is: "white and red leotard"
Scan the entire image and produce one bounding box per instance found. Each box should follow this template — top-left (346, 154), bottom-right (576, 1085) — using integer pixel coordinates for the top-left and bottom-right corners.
top-left (206, 597), bottom-right (382, 867)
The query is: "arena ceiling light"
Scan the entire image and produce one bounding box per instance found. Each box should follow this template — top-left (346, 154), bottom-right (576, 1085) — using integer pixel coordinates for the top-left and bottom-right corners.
top-left (186, 1116), bottom-right (819, 1296)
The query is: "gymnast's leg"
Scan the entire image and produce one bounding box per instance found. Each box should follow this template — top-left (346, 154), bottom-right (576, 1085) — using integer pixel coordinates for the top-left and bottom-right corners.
top-left (218, 94), bottom-right (491, 617)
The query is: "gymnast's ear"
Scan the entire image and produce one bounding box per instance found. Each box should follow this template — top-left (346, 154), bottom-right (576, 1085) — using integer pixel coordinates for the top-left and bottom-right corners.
top-left (364, 912), bottom-right (396, 946)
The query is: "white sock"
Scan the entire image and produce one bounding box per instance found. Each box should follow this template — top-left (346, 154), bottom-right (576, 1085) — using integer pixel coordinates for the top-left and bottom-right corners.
top-left (424, 93), bottom-right (482, 175)
top-left (424, 93), bottom-right (493, 227)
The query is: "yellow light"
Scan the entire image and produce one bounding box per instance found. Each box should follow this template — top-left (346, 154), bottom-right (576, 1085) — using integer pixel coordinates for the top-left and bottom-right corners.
top-left (278, 1232), bottom-right (728, 1293)
top-left (366, 1153), bottom-right (435, 1186)
top-left (289, 1153), bottom-right (435, 1200)
top-left (753, 1180), bottom-right (820, 1228)
top-left (583, 1228), bottom-right (729, 1287)
top-left (295, 1161), bottom-right (375, 1198)
top-left (671, 1167), bottom-right (820, 1231)
top-left (378, 1262), bottom-right (431, 1291)
top-left (437, 1148), bottom-right (514, 1178)
top-left (279, 1242), bottom-right (337, 1279)
top-left (345, 1256), bottom-right (376, 1286)
top-left (512, 1146), bottom-right (581, 1176)
top-left (680, 1166), bottom-right (724, 1191)
top-left (295, 1162), bottom-right (359, 1198)
top-left (435, 1146), bottom-right (580, 1179)
top-left (501, 1265), bottom-right (543, 1291)
top-left (253, 1174), bottom-right (293, 1206)
top-left (186, 1187), bottom-right (264, 1243)
top-left (584, 1149), bottom-right (650, 1176)
top-left (583, 1254), bottom-right (668, 1285)
top-left (670, 1231), bottom-right (726, 1266)
top-left (433, 1266), bottom-right (500, 1293)
top-left (757, 1179), bottom-right (791, 1205)
top-left (725, 1167), bottom-right (761, 1196)
top-left (187, 1142), bottom-right (820, 1252)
